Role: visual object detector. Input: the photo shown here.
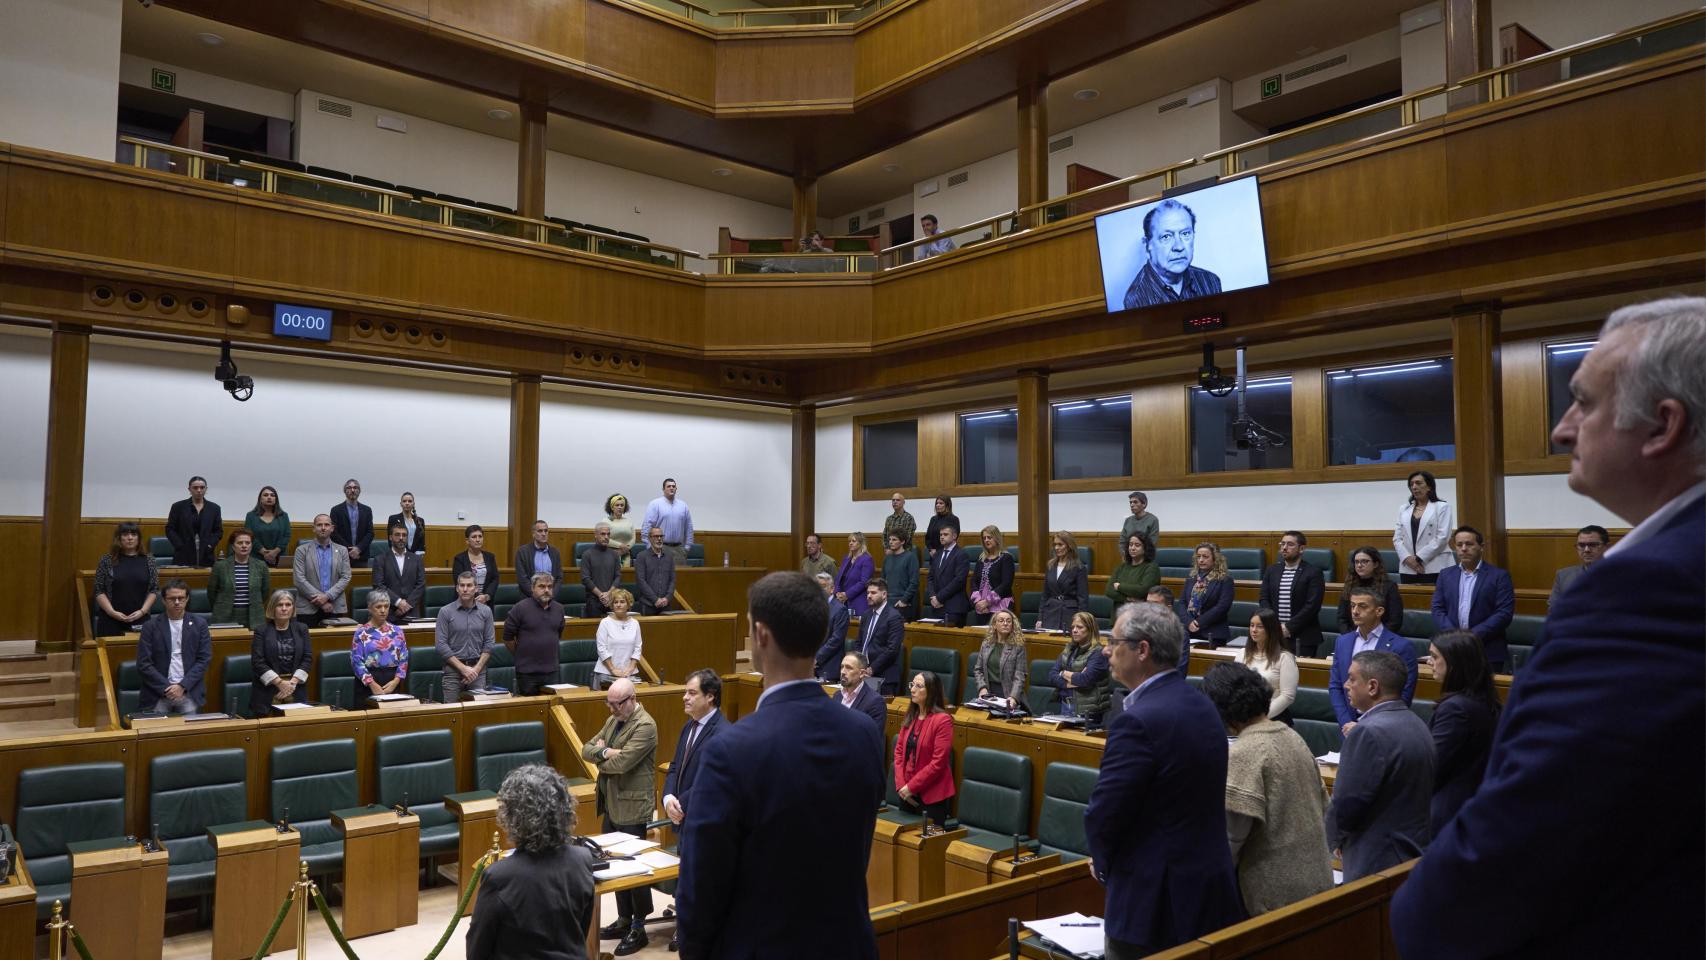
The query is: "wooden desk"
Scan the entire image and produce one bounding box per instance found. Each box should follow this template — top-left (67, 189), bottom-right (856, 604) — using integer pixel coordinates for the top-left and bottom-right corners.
top-left (332, 805), bottom-right (420, 938)
top-left (206, 822), bottom-right (299, 960)
top-left (896, 825), bottom-right (966, 903)
top-left (944, 842), bottom-right (1057, 895)
top-left (0, 853), bottom-right (36, 959)
top-left (66, 839), bottom-right (168, 960)
top-left (586, 856), bottom-right (679, 960)
top-left (869, 819), bottom-right (912, 905)
top-left (445, 792), bottom-right (501, 915)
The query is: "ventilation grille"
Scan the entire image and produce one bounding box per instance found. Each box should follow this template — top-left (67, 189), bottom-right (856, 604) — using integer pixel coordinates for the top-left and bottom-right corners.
top-left (316, 98), bottom-right (354, 119)
top-left (866, 206), bottom-right (885, 220)
top-left (1157, 97), bottom-right (1189, 115)
top-left (1285, 54), bottom-right (1349, 82)
top-left (1048, 135), bottom-right (1075, 153)
top-left (946, 171), bottom-right (969, 188)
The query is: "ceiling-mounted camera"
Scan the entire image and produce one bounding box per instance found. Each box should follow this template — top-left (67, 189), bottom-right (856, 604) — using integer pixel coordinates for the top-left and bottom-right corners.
top-left (1197, 342), bottom-right (1235, 397)
top-left (214, 341), bottom-right (254, 402)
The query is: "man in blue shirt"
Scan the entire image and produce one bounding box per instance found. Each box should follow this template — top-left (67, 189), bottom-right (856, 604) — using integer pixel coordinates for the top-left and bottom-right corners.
top-left (513, 520), bottom-right (562, 585)
top-left (642, 478), bottom-right (694, 565)
top-left (1329, 587), bottom-right (1416, 732)
top-left (291, 514), bottom-right (351, 627)
top-left (1429, 525), bottom-right (1516, 673)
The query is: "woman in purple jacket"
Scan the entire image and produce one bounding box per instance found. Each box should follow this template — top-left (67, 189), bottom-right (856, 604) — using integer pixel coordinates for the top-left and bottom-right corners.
top-left (835, 531), bottom-right (875, 615)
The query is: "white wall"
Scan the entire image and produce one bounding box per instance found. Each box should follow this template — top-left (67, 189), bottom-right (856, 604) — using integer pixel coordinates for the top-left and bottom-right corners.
top-left (912, 150), bottom-right (1018, 241)
top-left (542, 152), bottom-right (790, 257)
top-left (0, 0), bottom-right (122, 160)
top-left (537, 388), bottom-right (792, 532)
top-left (1047, 80), bottom-right (1247, 198)
top-left (118, 54), bottom-right (295, 120)
top-left (0, 329), bottom-right (52, 515)
top-left (78, 339), bottom-right (511, 522)
top-left (1491, 0), bottom-right (1698, 52)
top-left (835, 190), bottom-right (913, 237)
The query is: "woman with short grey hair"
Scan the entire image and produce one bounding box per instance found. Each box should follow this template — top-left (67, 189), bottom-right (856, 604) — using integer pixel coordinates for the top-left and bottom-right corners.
top-left (466, 764), bottom-right (596, 959)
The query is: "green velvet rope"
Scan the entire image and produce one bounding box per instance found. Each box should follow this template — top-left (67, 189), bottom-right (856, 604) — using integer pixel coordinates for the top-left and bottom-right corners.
top-left (310, 885), bottom-right (363, 960)
top-left (248, 884), bottom-right (298, 960)
top-left (67, 926), bottom-right (97, 960)
top-left (422, 856), bottom-right (492, 960)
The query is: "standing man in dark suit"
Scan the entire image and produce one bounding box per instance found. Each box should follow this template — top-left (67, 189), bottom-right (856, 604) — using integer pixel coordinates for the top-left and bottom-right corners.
top-left (329, 478), bottom-right (374, 564)
top-left (1429, 525), bottom-right (1516, 672)
top-left (813, 572), bottom-right (851, 680)
top-left (1257, 531), bottom-right (1325, 657)
top-left (370, 521), bottom-right (426, 622)
top-left (1392, 297), bottom-right (1705, 959)
top-left (633, 526), bottom-right (677, 614)
top-left (677, 572), bottom-right (884, 960)
top-left (836, 651), bottom-right (889, 731)
top-left (135, 579), bottom-right (212, 714)
top-left (662, 668), bottom-right (724, 952)
top-left (926, 525), bottom-right (969, 626)
top-left (514, 519), bottom-right (562, 585)
top-left (1085, 603), bottom-right (1244, 958)
top-left (164, 476), bottom-right (223, 566)
top-left (854, 579), bottom-right (905, 696)
top-left (1325, 650), bottom-right (1434, 880)
top-left (1329, 587), bottom-right (1418, 731)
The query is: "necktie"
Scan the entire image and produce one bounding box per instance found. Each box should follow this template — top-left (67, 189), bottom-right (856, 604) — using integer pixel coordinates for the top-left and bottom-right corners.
top-left (865, 609), bottom-right (879, 652)
top-left (683, 722), bottom-right (701, 764)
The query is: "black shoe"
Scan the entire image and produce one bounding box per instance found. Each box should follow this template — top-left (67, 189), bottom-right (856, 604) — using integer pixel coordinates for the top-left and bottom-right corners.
top-left (599, 918), bottom-right (633, 940)
top-left (615, 927), bottom-right (649, 956)
top-left (668, 935), bottom-right (681, 952)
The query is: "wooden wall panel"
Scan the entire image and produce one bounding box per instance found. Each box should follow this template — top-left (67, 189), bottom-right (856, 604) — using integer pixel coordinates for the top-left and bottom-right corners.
top-left (583, 0), bottom-right (717, 106)
top-left (428, 0), bottom-right (591, 64)
top-left (1501, 337), bottom-right (1549, 462)
top-left (233, 204), bottom-right (423, 306)
top-left (1258, 136), bottom-right (1452, 268)
top-left (0, 518), bottom-right (43, 641)
top-left (717, 36), bottom-right (855, 107)
top-left (1131, 383), bottom-right (1188, 479)
top-left (702, 279), bottom-right (871, 353)
top-left (852, 0), bottom-right (1068, 99)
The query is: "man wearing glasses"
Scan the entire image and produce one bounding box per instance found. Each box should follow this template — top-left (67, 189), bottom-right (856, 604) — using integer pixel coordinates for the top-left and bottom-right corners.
top-left (583, 677), bottom-right (658, 956)
top-left (1550, 525), bottom-right (1611, 606)
top-left (135, 579), bottom-right (212, 715)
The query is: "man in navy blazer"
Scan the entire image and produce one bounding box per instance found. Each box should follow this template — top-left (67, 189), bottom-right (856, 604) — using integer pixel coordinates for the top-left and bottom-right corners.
top-left (662, 669), bottom-right (725, 953)
top-left (135, 580), bottom-right (212, 714)
top-left (853, 579), bottom-right (906, 695)
top-left (677, 572), bottom-right (884, 960)
top-left (1392, 299), bottom-right (1706, 958)
top-left (329, 478), bottom-right (375, 563)
top-left (835, 651), bottom-right (889, 732)
top-left (813, 572), bottom-right (851, 680)
top-left (1330, 587), bottom-right (1417, 731)
top-left (926, 526), bottom-right (970, 626)
top-left (1085, 603), bottom-right (1243, 958)
top-left (1429, 525), bottom-right (1516, 672)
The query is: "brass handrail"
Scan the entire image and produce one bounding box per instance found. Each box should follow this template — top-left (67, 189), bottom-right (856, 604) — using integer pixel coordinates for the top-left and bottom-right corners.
top-left (724, 4), bottom-right (857, 27)
top-left (120, 136), bottom-right (231, 180)
top-left (879, 208), bottom-right (1020, 259)
top-left (1454, 6), bottom-right (1704, 89)
top-left (1201, 84), bottom-right (1446, 173)
top-left (571, 226), bottom-right (703, 260)
top-left (705, 251), bottom-right (873, 274)
top-left (421, 196), bottom-right (555, 239)
top-left (1015, 157), bottom-right (1199, 227)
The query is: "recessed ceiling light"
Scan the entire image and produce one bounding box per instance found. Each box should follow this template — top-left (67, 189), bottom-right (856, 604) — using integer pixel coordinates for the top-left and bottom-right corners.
top-left (194, 32), bottom-right (225, 46)
top-left (711, 167), bottom-right (733, 177)
top-left (881, 162), bottom-right (900, 173)
top-left (486, 108), bottom-right (513, 121)
top-left (1073, 88), bottom-right (1099, 101)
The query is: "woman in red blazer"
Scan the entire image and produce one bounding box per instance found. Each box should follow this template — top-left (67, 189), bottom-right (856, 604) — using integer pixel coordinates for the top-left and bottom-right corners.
top-left (894, 670), bottom-right (956, 827)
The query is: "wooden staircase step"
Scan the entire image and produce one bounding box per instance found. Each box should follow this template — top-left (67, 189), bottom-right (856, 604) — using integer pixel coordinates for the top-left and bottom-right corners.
top-left (0, 692), bottom-right (77, 721)
top-left (0, 672), bottom-right (77, 694)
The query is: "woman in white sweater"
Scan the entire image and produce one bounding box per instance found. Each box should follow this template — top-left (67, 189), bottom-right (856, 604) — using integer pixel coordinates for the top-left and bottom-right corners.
top-left (1393, 470), bottom-right (1454, 585)
top-left (593, 588), bottom-right (643, 689)
top-left (1241, 608), bottom-right (1298, 723)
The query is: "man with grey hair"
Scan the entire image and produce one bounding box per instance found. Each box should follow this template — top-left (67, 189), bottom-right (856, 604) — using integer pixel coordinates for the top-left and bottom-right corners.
top-left (465, 764), bottom-right (594, 958)
top-left (504, 572), bottom-right (566, 696)
top-left (1122, 198), bottom-right (1223, 309)
top-left (1085, 603), bottom-right (1243, 957)
top-left (1325, 649), bottom-right (1433, 881)
top-left (436, 571), bottom-right (493, 702)
top-left (581, 521), bottom-right (622, 619)
top-left (1393, 297), bottom-right (1705, 958)
top-left (585, 676), bottom-right (658, 954)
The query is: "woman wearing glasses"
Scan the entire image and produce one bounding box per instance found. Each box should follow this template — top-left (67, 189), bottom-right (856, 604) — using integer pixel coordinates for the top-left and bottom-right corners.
top-left (893, 671), bottom-right (955, 827)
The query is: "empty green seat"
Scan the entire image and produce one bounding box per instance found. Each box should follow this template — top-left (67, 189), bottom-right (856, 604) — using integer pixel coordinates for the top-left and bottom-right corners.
top-left (1086, 594), bottom-right (1115, 630)
top-left (1409, 697), bottom-right (1437, 724)
top-left (953, 747), bottom-right (1033, 851)
top-left (222, 654), bottom-right (253, 718)
top-left (1035, 762), bottom-right (1097, 862)
top-left (1290, 687), bottom-right (1337, 723)
top-left (150, 748), bottom-right (248, 898)
top-left (685, 544), bottom-right (706, 567)
top-left (150, 537), bottom-right (175, 563)
top-left (14, 762), bottom-right (128, 918)
top-left (905, 647), bottom-right (959, 707)
top-left (1156, 547), bottom-right (1194, 579)
top-left (117, 659), bottom-right (142, 718)
top-left (1019, 592), bottom-right (1042, 630)
top-left (1378, 550), bottom-right (1402, 575)
top-left (375, 730), bottom-right (459, 857)
top-left (558, 640), bottom-right (598, 687)
top-left (961, 652), bottom-right (984, 705)
top-left (1295, 718), bottom-right (1343, 757)
top-left (491, 584), bottom-right (523, 606)
top-left (270, 739), bottom-right (358, 877)
top-left (1400, 609), bottom-right (1435, 639)
top-left (473, 722), bottom-right (546, 792)
top-left (1024, 659), bottom-right (1056, 716)
top-left (407, 646), bottom-right (443, 702)
top-left (1508, 644), bottom-right (1534, 673)
top-left (423, 584), bottom-right (456, 619)
top-left (1221, 548), bottom-right (1265, 582)
top-left (318, 650), bottom-right (357, 709)
top-left (1302, 547), bottom-right (1337, 581)
top-left (485, 645), bottom-right (515, 691)
top-left (350, 586), bottom-right (371, 623)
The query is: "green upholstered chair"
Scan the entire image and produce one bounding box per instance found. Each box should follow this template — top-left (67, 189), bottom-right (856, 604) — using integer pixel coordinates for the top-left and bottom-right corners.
top-left (491, 584), bottom-right (523, 606)
top-left (423, 585), bottom-right (456, 619)
top-left (1409, 697), bottom-right (1437, 724)
top-left (1505, 615), bottom-right (1545, 673)
top-left (149, 748), bottom-right (248, 899)
top-left (1086, 594), bottom-right (1116, 630)
top-left (13, 762), bottom-right (128, 918)
top-left (1290, 687), bottom-right (1337, 723)
top-left (1400, 609), bottom-right (1435, 640)
top-left (1319, 635), bottom-right (1337, 658)
top-left (572, 542), bottom-right (596, 563)
top-left (350, 586), bottom-right (371, 624)
top-left (1228, 601), bottom-right (1259, 640)
top-left (1508, 644), bottom-right (1536, 673)
top-left (406, 646), bottom-right (443, 702)
top-left (221, 654), bottom-right (253, 718)
top-left (269, 739), bottom-right (358, 877)
top-left (1295, 719), bottom-right (1343, 758)
top-left (558, 640), bottom-right (599, 687)
top-left (1018, 592), bottom-right (1043, 629)
top-left (1302, 547), bottom-right (1337, 581)
top-left (1378, 550), bottom-right (1402, 576)
top-left (555, 583), bottom-right (587, 618)
top-left (116, 659), bottom-right (142, 718)
top-left (1156, 548), bottom-right (1194, 579)
top-left (905, 648), bottom-right (959, 707)
top-left (1221, 548), bottom-right (1265, 582)
top-left (1318, 604), bottom-right (1343, 641)
top-left (961, 652), bottom-right (983, 705)
top-left (1024, 660), bottom-right (1057, 716)
top-left (485, 645), bottom-right (515, 692)
top-left (473, 722), bottom-right (546, 792)
top-left (685, 544), bottom-right (706, 567)
top-left (188, 589), bottom-right (211, 614)
top-left (952, 748), bottom-right (1034, 851)
top-left (318, 650), bottom-right (357, 709)
top-left (374, 730), bottom-right (459, 858)
top-left (1035, 762), bottom-right (1098, 863)
top-left (150, 536), bottom-right (175, 563)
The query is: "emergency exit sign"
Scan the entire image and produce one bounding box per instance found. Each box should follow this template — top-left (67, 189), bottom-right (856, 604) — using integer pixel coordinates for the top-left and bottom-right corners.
top-left (1260, 75), bottom-right (1281, 99)
top-left (151, 68), bottom-right (176, 94)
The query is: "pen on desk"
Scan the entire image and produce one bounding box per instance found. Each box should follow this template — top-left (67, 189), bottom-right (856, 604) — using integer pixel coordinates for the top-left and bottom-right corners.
top-left (1059, 922), bottom-right (1101, 927)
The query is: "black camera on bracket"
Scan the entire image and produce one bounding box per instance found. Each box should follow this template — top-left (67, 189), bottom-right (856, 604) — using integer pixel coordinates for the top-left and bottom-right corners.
top-left (214, 341), bottom-right (254, 402)
top-left (1197, 342), bottom-right (1235, 397)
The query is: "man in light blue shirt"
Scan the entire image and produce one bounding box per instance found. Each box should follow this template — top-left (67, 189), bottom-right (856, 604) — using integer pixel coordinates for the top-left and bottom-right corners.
top-left (292, 513), bottom-right (351, 627)
top-left (642, 478), bottom-right (694, 564)
top-left (1330, 587), bottom-right (1417, 731)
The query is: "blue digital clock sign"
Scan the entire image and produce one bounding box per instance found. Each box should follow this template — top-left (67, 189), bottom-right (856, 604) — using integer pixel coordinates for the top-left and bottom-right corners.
top-left (272, 303), bottom-right (333, 341)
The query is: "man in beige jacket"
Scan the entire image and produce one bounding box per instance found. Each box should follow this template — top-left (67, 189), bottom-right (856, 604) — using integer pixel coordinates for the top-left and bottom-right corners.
top-left (583, 677), bottom-right (658, 955)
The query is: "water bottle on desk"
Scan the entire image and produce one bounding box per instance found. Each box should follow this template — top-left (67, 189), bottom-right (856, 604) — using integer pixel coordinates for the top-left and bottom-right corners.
top-left (722, 551), bottom-right (729, 568)
top-left (1060, 697), bottom-right (1076, 719)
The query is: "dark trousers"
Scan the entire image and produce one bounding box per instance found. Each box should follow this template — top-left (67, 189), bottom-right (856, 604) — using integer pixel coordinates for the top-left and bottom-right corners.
top-left (1105, 935), bottom-right (1159, 959)
top-left (515, 671), bottom-right (555, 696)
top-left (899, 796), bottom-right (950, 828)
top-left (604, 816), bottom-right (654, 923)
top-left (583, 595), bottom-right (609, 619)
top-left (934, 609), bottom-right (966, 627)
top-left (296, 610), bottom-right (327, 628)
top-left (1399, 573), bottom-right (1439, 586)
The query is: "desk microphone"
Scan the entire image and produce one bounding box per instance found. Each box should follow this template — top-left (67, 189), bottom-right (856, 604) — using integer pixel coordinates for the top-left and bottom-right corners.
top-left (277, 806), bottom-right (292, 834)
top-left (1008, 917), bottom-right (1020, 960)
top-left (394, 792), bottom-right (411, 817)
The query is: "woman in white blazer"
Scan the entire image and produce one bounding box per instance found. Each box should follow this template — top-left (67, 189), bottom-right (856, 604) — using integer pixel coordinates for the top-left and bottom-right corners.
top-left (1393, 470), bottom-right (1454, 584)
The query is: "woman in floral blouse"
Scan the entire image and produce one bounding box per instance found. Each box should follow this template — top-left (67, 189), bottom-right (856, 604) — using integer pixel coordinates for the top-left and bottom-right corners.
top-left (351, 589), bottom-right (409, 703)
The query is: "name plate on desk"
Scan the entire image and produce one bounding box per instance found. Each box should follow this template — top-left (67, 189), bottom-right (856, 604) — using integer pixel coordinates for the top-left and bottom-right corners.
top-left (271, 703), bottom-right (333, 717)
top-left (128, 714), bottom-right (186, 730)
top-left (370, 695), bottom-right (420, 710)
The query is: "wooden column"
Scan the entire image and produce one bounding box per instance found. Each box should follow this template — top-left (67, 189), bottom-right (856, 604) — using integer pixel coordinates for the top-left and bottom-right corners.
top-left (516, 99), bottom-right (548, 221)
top-left (1446, 0), bottom-right (1494, 108)
top-left (1016, 80), bottom-right (1049, 211)
top-left (791, 404), bottom-right (816, 563)
top-left (508, 375), bottom-right (542, 550)
top-left (791, 175), bottom-right (818, 243)
top-left (1452, 305), bottom-right (1506, 564)
top-left (1016, 369), bottom-right (1050, 573)
top-left (38, 323), bottom-right (89, 647)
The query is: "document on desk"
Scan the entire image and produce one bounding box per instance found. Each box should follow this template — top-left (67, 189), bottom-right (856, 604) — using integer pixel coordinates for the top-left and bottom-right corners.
top-left (1316, 751), bottom-right (1342, 765)
top-left (915, 618), bottom-right (945, 624)
top-left (602, 836), bottom-right (660, 856)
top-left (593, 859), bottom-right (654, 881)
top-left (1023, 913), bottom-right (1104, 957)
top-left (587, 831), bottom-right (641, 847)
top-left (636, 849), bottom-right (680, 869)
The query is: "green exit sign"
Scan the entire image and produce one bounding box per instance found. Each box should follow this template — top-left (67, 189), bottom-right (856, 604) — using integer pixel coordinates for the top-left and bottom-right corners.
top-left (151, 68), bottom-right (176, 94)
top-left (1260, 74), bottom-right (1282, 99)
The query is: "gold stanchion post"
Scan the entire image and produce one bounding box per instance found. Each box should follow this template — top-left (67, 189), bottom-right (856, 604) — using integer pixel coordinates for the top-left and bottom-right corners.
top-left (47, 900), bottom-right (66, 960)
top-left (295, 861), bottom-right (312, 960)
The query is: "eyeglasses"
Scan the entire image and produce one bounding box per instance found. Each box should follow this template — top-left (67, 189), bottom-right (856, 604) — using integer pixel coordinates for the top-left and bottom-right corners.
top-left (1576, 542), bottom-right (1604, 550)
top-left (606, 695), bottom-right (634, 710)
top-left (164, 595), bottom-right (189, 604)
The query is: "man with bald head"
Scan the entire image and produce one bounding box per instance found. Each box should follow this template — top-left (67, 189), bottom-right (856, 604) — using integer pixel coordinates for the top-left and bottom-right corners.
top-left (1392, 297), bottom-right (1706, 958)
top-left (582, 676), bottom-right (658, 954)
top-left (291, 513), bottom-right (350, 627)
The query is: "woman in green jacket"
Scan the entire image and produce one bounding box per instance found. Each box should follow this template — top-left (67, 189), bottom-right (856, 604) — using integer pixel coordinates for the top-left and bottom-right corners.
top-left (883, 532), bottom-right (921, 620)
top-left (243, 485), bottom-right (292, 567)
top-left (208, 529), bottom-right (270, 629)
top-left (1106, 531), bottom-right (1160, 604)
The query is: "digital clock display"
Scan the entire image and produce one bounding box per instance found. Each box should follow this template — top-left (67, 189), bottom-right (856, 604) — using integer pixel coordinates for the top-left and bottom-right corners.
top-left (272, 304), bottom-right (333, 341)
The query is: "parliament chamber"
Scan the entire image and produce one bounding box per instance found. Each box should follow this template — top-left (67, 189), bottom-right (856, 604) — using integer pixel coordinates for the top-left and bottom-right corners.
top-left (1, 0), bottom-right (1702, 957)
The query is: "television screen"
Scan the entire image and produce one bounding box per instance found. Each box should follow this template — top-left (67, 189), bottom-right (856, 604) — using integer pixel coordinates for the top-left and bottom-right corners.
top-left (1093, 176), bottom-right (1269, 313)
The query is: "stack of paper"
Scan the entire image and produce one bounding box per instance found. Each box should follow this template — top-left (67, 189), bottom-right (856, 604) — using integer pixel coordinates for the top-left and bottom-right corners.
top-left (603, 836), bottom-right (661, 857)
top-left (1316, 751), bottom-right (1341, 765)
top-left (636, 849), bottom-right (680, 869)
top-left (592, 859), bottom-right (653, 880)
top-left (1023, 912), bottom-right (1104, 957)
